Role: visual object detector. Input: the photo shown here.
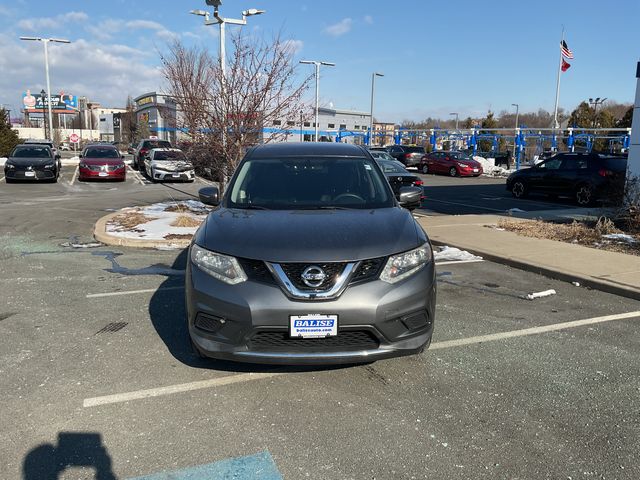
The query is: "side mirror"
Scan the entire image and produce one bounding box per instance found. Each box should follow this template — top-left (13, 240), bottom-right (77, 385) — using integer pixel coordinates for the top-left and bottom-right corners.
top-left (121, 154), bottom-right (125, 159)
top-left (398, 186), bottom-right (422, 209)
top-left (79, 153), bottom-right (83, 158)
top-left (199, 186), bottom-right (220, 206)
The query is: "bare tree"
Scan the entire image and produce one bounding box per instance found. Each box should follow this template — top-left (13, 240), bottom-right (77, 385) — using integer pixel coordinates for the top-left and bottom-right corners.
top-left (160, 31), bottom-right (312, 190)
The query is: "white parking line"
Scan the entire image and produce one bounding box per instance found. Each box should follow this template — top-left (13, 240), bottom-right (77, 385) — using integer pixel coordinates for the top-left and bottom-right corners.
top-left (196, 175), bottom-right (215, 186)
top-left (82, 310), bottom-right (640, 408)
top-left (0, 175), bottom-right (4, 183)
top-left (68, 166), bottom-right (79, 186)
top-left (86, 286), bottom-right (183, 298)
top-left (426, 198), bottom-right (505, 212)
top-left (83, 372), bottom-right (282, 408)
top-left (435, 259), bottom-right (484, 266)
top-left (430, 311), bottom-right (640, 351)
top-left (128, 166), bottom-right (146, 186)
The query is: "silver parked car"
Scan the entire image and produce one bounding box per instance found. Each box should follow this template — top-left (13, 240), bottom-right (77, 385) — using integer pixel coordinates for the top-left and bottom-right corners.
top-left (144, 148), bottom-right (195, 182)
top-left (186, 142), bottom-right (436, 365)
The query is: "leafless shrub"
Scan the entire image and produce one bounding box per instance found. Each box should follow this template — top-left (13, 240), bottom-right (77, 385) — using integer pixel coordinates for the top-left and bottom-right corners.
top-left (160, 31), bottom-right (312, 191)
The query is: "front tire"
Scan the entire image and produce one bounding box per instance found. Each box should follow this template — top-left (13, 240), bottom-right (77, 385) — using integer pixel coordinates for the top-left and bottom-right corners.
top-left (449, 167), bottom-right (457, 177)
top-left (511, 180), bottom-right (527, 199)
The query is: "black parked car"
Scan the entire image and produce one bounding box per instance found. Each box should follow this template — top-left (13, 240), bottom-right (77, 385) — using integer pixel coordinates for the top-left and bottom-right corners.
top-left (506, 152), bottom-right (627, 206)
top-left (132, 138), bottom-right (172, 171)
top-left (386, 145), bottom-right (425, 167)
top-left (4, 144), bottom-right (61, 183)
top-left (375, 158), bottom-right (424, 209)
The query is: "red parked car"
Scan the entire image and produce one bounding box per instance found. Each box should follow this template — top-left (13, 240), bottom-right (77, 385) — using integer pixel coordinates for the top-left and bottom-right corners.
top-left (420, 151), bottom-right (483, 177)
top-left (78, 144), bottom-right (126, 181)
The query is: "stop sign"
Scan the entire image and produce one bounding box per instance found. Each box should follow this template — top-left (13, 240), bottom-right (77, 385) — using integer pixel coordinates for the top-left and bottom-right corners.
top-left (70, 133), bottom-right (80, 143)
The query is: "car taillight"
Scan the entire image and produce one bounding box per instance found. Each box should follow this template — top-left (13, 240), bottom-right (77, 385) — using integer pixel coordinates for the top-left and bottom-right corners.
top-left (140, 148), bottom-right (148, 155)
top-left (598, 169), bottom-right (614, 177)
top-left (413, 180), bottom-right (423, 186)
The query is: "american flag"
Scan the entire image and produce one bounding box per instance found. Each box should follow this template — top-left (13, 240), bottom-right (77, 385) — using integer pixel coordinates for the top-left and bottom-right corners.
top-left (560, 40), bottom-right (574, 59)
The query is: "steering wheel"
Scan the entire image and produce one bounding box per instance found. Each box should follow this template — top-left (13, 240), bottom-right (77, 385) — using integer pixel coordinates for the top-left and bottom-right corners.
top-left (333, 193), bottom-right (365, 204)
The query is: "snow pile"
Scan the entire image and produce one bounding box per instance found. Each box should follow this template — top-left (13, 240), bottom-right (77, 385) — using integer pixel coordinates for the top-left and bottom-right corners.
top-left (434, 246), bottom-right (483, 262)
top-left (473, 156), bottom-right (517, 177)
top-left (106, 201), bottom-right (209, 241)
top-left (602, 233), bottom-right (638, 244)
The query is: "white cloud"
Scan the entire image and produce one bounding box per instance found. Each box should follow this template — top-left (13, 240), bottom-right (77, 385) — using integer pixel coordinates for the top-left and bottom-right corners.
top-left (283, 39), bottom-right (304, 55)
top-left (324, 18), bottom-right (352, 37)
top-left (125, 20), bottom-right (165, 31)
top-left (0, 33), bottom-right (163, 109)
top-left (85, 19), bottom-right (123, 41)
top-left (364, 15), bottom-right (374, 25)
top-left (18, 11), bottom-right (89, 32)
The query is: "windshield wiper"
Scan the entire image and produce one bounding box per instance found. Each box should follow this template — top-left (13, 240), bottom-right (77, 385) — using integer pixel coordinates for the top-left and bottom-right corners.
top-left (238, 205), bottom-right (270, 210)
top-left (299, 205), bottom-right (350, 210)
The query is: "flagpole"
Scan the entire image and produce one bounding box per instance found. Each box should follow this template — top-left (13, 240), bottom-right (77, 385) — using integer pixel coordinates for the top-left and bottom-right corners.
top-left (553, 27), bottom-right (565, 130)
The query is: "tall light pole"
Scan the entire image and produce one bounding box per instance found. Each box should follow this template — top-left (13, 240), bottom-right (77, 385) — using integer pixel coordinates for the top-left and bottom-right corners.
top-left (190, 3), bottom-right (265, 149)
top-left (511, 103), bottom-right (519, 157)
top-left (20, 37), bottom-right (71, 140)
top-left (299, 60), bottom-right (335, 141)
top-left (369, 72), bottom-right (384, 146)
top-left (449, 112), bottom-right (459, 130)
top-left (588, 97), bottom-right (607, 128)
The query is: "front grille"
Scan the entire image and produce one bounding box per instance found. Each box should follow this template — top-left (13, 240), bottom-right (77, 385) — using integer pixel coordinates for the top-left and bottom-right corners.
top-left (351, 257), bottom-right (386, 284)
top-left (279, 262), bottom-right (347, 291)
top-left (248, 330), bottom-right (380, 352)
top-left (86, 164), bottom-right (122, 172)
top-left (238, 258), bottom-right (276, 284)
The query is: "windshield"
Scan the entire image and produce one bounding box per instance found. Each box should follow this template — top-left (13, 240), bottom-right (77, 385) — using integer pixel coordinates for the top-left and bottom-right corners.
top-left (370, 151), bottom-right (394, 161)
top-left (84, 148), bottom-right (120, 158)
top-left (228, 156), bottom-right (394, 210)
top-left (145, 141), bottom-right (171, 149)
top-left (450, 152), bottom-right (471, 160)
top-left (377, 159), bottom-right (406, 173)
top-left (154, 151), bottom-right (187, 161)
top-left (12, 146), bottom-right (51, 158)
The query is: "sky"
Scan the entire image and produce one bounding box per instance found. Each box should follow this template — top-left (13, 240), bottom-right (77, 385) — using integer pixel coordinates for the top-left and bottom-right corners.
top-left (1, 0), bottom-right (639, 123)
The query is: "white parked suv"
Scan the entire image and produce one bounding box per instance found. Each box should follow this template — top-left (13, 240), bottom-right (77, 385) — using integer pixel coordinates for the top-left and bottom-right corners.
top-left (143, 148), bottom-right (195, 182)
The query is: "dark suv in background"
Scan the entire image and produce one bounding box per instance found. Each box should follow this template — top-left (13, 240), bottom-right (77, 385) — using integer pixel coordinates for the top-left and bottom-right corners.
top-left (386, 145), bottom-right (425, 167)
top-left (506, 152), bottom-right (628, 206)
top-left (133, 138), bottom-right (172, 170)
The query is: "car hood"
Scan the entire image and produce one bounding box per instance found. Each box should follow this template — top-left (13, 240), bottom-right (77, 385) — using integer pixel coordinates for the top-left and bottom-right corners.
top-left (7, 157), bottom-right (54, 166)
top-left (150, 160), bottom-right (193, 169)
top-left (196, 207), bottom-right (424, 262)
top-left (81, 158), bottom-right (123, 165)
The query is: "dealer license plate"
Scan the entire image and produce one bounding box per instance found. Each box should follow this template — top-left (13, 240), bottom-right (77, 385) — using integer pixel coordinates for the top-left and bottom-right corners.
top-left (290, 314), bottom-right (338, 338)
top-left (473, 168), bottom-right (479, 172)
top-left (172, 173), bottom-right (181, 178)
top-left (24, 171), bottom-right (36, 177)
top-left (99, 172), bottom-right (108, 177)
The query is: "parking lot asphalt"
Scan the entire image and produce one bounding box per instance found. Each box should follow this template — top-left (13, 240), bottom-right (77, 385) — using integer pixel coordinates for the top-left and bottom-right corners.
top-left (2, 171), bottom-right (640, 479)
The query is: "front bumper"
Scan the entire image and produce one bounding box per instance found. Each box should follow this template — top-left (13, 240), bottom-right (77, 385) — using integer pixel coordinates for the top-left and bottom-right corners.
top-left (186, 257), bottom-right (436, 365)
top-left (4, 168), bottom-right (55, 180)
top-left (459, 166), bottom-right (482, 176)
top-left (152, 168), bottom-right (195, 181)
top-left (79, 167), bottom-right (126, 180)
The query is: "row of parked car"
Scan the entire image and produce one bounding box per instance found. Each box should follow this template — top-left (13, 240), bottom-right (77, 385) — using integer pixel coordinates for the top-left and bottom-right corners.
top-left (372, 145), bottom-right (484, 177)
top-left (3, 138), bottom-right (196, 184)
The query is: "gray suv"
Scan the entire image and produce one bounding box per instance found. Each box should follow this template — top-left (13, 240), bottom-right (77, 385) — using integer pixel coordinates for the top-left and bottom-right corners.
top-left (186, 142), bottom-right (435, 365)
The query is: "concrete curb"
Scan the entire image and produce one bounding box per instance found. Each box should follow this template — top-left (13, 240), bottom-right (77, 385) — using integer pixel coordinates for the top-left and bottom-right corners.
top-left (93, 211), bottom-right (192, 249)
top-left (430, 239), bottom-right (640, 302)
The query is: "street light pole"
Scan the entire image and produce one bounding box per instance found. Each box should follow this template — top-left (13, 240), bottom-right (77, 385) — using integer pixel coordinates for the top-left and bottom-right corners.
top-left (449, 112), bottom-right (459, 130)
top-left (41, 89), bottom-right (47, 138)
top-left (369, 72), bottom-right (383, 146)
top-left (588, 97), bottom-right (607, 128)
top-left (20, 37), bottom-right (71, 140)
top-left (300, 60), bottom-right (335, 141)
top-left (511, 103), bottom-right (519, 156)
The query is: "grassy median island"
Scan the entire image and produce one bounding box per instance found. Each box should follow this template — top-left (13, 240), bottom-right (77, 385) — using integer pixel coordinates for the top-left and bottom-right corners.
top-left (497, 214), bottom-right (640, 256)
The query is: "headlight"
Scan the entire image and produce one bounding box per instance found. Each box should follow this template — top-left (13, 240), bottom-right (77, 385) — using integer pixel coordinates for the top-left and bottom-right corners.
top-left (5, 163), bottom-right (15, 170)
top-left (380, 244), bottom-right (432, 284)
top-left (43, 163), bottom-right (55, 169)
top-left (191, 244), bottom-right (247, 285)
top-left (457, 163), bottom-right (469, 168)
top-left (116, 163), bottom-right (125, 169)
top-left (79, 162), bottom-right (88, 168)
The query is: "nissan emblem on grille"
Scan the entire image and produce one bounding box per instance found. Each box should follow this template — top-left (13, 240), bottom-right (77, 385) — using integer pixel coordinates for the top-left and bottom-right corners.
top-left (301, 266), bottom-right (327, 288)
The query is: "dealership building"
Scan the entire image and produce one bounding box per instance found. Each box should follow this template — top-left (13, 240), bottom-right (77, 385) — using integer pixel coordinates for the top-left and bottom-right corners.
top-left (133, 92), bottom-right (178, 144)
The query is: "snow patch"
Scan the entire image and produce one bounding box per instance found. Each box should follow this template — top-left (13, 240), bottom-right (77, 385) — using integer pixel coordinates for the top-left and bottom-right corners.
top-left (434, 246), bottom-right (483, 262)
top-left (473, 156), bottom-right (517, 177)
top-left (602, 233), bottom-right (638, 244)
